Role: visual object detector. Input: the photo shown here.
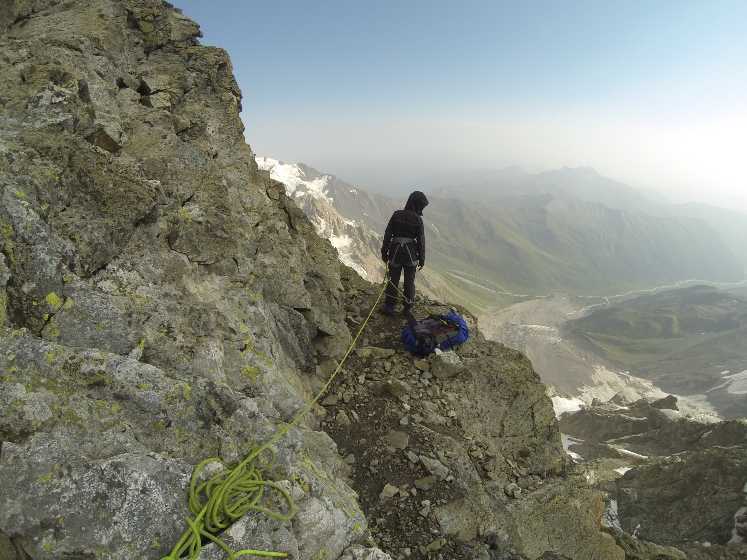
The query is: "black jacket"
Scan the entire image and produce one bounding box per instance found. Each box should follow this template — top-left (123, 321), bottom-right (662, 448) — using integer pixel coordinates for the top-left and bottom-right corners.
top-left (382, 191), bottom-right (429, 267)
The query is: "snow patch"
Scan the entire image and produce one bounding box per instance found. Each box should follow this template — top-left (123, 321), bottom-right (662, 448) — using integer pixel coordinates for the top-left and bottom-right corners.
top-left (256, 156), bottom-right (332, 202)
top-left (615, 467), bottom-right (633, 476)
top-left (552, 396), bottom-right (584, 418)
top-left (707, 369), bottom-right (747, 395)
top-left (612, 447), bottom-right (648, 460)
top-left (561, 433), bottom-right (584, 462)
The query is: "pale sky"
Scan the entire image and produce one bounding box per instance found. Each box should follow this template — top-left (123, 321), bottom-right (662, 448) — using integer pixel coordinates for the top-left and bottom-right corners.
top-left (176, 0), bottom-right (747, 212)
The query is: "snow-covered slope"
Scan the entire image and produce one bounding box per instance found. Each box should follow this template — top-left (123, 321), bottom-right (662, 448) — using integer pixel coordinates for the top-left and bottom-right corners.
top-left (257, 157), bottom-right (383, 280)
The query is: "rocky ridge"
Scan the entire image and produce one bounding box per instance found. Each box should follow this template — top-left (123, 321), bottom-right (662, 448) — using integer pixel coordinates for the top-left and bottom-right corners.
top-left (319, 269), bottom-right (627, 560)
top-left (559, 396), bottom-right (747, 558)
top-left (0, 1), bottom-right (365, 557)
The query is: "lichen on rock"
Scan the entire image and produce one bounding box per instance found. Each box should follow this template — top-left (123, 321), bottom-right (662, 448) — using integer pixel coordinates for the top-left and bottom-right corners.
top-left (0, 1), bottom-right (357, 558)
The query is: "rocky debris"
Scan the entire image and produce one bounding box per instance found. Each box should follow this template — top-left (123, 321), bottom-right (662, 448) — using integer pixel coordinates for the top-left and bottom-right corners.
top-left (383, 430), bottom-right (410, 450)
top-left (420, 455), bottom-right (449, 480)
top-left (560, 394), bottom-right (747, 558)
top-left (358, 346), bottom-right (396, 360)
top-left (613, 445), bottom-right (747, 547)
top-left (380, 484), bottom-right (400, 502)
top-left (313, 269), bottom-right (623, 560)
top-left (504, 482), bottom-right (522, 499)
top-left (340, 546), bottom-right (393, 560)
top-left (560, 396), bottom-right (747, 459)
top-left (336, 410), bottom-right (353, 427)
top-left (506, 478), bottom-right (624, 560)
top-left (415, 477), bottom-right (436, 491)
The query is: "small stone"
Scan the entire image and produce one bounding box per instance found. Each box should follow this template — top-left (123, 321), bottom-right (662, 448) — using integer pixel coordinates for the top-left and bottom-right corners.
top-left (419, 501), bottom-right (431, 517)
top-left (420, 455), bottom-right (449, 479)
top-left (425, 538), bottom-right (446, 552)
top-left (344, 454), bottom-right (356, 465)
top-left (385, 379), bottom-right (411, 399)
top-left (414, 359), bottom-right (430, 372)
top-left (415, 476), bottom-right (436, 491)
top-left (383, 430), bottom-right (409, 450)
top-left (335, 411), bottom-right (351, 426)
top-left (431, 349), bottom-right (465, 379)
top-left (358, 346), bottom-right (396, 360)
top-left (379, 483), bottom-right (399, 502)
top-left (399, 416), bottom-right (410, 426)
top-left (321, 394), bottom-right (339, 406)
top-left (405, 450), bottom-right (420, 463)
top-left (504, 482), bottom-right (522, 499)
top-left (148, 91), bottom-right (172, 110)
top-left (384, 361), bottom-right (393, 372)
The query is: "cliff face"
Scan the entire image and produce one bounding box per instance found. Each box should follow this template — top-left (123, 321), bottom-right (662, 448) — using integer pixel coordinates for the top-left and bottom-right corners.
top-left (0, 2), bottom-right (611, 560)
top-left (0, 1), bottom-right (358, 557)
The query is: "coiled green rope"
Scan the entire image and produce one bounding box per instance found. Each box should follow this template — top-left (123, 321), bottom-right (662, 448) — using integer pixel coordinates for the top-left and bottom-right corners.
top-left (161, 277), bottom-right (388, 559)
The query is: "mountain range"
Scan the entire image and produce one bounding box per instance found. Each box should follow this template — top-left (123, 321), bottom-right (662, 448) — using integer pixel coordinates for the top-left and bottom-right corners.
top-left (257, 158), bottom-right (746, 313)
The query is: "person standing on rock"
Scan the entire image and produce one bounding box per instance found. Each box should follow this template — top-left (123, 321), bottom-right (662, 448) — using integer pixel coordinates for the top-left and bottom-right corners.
top-left (381, 190), bottom-right (429, 315)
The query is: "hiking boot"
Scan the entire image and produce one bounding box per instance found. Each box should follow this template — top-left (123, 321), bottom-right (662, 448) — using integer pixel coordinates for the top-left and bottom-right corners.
top-left (381, 303), bottom-right (395, 316)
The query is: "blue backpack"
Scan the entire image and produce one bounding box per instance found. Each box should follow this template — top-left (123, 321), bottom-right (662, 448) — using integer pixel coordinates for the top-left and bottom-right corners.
top-left (401, 310), bottom-right (469, 356)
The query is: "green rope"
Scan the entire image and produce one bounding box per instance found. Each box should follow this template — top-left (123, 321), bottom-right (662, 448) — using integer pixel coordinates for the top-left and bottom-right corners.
top-left (161, 276), bottom-right (389, 560)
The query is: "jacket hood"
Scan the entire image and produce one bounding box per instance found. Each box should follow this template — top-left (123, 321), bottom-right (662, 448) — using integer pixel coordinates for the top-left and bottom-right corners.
top-left (404, 190), bottom-right (429, 215)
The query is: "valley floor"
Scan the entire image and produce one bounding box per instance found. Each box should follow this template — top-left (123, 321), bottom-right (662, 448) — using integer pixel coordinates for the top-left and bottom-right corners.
top-left (478, 282), bottom-right (747, 420)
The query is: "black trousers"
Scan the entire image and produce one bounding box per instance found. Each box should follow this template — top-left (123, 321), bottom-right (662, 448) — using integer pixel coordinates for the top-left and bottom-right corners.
top-left (386, 264), bottom-right (416, 309)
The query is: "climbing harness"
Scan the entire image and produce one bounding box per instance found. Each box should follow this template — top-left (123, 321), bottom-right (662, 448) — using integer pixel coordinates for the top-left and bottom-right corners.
top-left (161, 277), bottom-right (389, 560)
top-left (387, 236), bottom-right (419, 267)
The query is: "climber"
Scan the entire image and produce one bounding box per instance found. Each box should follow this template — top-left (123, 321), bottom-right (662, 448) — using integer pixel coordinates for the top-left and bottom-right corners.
top-left (381, 190), bottom-right (429, 315)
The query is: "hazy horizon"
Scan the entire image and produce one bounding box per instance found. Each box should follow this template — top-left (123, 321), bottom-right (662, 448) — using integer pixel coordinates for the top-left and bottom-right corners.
top-left (175, 0), bottom-right (747, 213)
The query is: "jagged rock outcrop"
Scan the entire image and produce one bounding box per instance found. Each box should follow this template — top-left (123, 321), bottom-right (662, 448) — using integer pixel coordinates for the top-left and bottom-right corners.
top-left (615, 446), bottom-right (747, 547)
top-left (314, 270), bottom-right (623, 560)
top-left (0, 1), bottom-right (362, 558)
top-left (560, 396), bottom-right (747, 558)
top-left (560, 397), bottom-right (747, 460)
